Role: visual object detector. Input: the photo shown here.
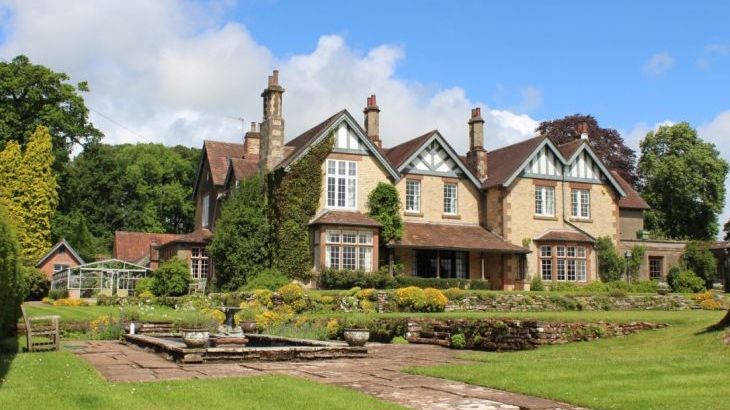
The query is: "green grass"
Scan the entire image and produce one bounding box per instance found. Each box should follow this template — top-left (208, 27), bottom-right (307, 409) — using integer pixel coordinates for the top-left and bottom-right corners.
top-left (0, 349), bottom-right (400, 409)
top-left (23, 303), bottom-right (180, 323)
top-left (406, 310), bottom-right (730, 410)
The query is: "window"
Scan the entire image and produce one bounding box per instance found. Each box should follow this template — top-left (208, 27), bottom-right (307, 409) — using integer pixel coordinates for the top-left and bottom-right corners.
top-left (571, 189), bottom-right (591, 219)
top-left (325, 230), bottom-right (373, 271)
top-left (443, 183), bottom-right (458, 215)
top-left (535, 186), bottom-right (555, 216)
top-left (53, 264), bottom-right (69, 273)
top-left (412, 250), bottom-right (468, 278)
top-left (539, 246), bottom-right (552, 280)
top-left (202, 194), bottom-right (210, 227)
top-left (405, 180), bottom-right (421, 213)
top-left (190, 247), bottom-right (209, 281)
top-left (326, 160), bottom-right (357, 209)
top-left (649, 257), bottom-right (663, 280)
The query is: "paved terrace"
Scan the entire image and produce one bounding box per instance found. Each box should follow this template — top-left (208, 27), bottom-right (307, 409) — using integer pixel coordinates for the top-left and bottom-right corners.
top-left (75, 341), bottom-right (585, 410)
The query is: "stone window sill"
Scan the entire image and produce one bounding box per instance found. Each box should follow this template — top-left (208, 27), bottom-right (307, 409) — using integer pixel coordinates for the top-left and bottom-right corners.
top-left (570, 217), bottom-right (593, 223)
top-left (534, 215), bottom-right (558, 221)
top-left (405, 212), bottom-right (423, 217)
top-left (442, 214), bottom-right (461, 220)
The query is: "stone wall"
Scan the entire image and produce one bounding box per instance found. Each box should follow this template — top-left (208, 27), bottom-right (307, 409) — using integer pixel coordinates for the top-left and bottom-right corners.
top-left (406, 318), bottom-right (667, 351)
top-left (444, 294), bottom-right (702, 312)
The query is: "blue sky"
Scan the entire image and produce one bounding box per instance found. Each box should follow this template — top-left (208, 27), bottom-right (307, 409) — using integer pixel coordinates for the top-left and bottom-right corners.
top-left (0, 0), bottom-right (729, 234)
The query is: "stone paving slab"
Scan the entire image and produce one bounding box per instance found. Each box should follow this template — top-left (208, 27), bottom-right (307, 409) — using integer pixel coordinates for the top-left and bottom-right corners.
top-left (75, 341), bottom-right (586, 410)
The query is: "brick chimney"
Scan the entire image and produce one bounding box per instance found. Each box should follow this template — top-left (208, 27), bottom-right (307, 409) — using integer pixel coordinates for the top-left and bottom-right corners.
top-left (149, 239), bottom-right (159, 269)
top-left (259, 70), bottom-right (285, 173)
top-left (363, 94), bottom-right (381, 148)
top-left (466, 107), bottom-right (488, 180)
top-left (243, 121), bottom-right (260, 159)
top-left (576, 122), bottom-right (589, 140)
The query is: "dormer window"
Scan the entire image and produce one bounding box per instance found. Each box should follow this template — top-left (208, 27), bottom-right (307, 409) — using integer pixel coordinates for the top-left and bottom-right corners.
top-left (326, 160), bottom-right (357, 209)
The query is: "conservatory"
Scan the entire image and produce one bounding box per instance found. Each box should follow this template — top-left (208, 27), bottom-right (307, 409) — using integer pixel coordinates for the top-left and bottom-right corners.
top-left (51, 259), bottom-right (150, 299)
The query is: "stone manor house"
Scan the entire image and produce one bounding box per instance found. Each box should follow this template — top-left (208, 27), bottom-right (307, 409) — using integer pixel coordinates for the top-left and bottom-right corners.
top-left (114, 70), bottom-right (681, 291)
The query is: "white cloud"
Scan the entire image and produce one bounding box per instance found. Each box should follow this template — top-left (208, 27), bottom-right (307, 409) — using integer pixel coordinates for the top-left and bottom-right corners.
top-left (0, 0), bottom-right (538, 153)
top-left (697, 43), bottom-right (729, 69)
top-left (643, 52), bottom-right (674, 77)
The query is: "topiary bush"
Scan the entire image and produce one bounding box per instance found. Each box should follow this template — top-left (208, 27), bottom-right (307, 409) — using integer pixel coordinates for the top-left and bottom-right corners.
top-left (243, 268), bottom-right (290, 291)
top-left (152, 257), bottom-right (191, 296)
top-left (668, 267), bottom-right (705, 293)
top-left (394, 286), bottom-right (426, 311)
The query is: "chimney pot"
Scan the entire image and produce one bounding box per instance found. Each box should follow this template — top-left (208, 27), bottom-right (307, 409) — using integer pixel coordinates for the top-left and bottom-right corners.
top-left (364, 94), bottom-right (381, 148)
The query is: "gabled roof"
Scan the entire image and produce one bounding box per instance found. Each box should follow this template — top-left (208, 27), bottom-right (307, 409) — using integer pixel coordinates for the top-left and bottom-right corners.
top-left (387, 130), bottom-right (482, 188)
top-left (192, 140), bottom-right (247, 197)
top-left (392, 222), bottom-right (530, 253)
top-left (483, 136), bottom-right (544, 188)
top-left (113, 231), bottom-right (183, 264)
top-left (223, 157), bottom-right (259, 189)
top-left (160, 229), bottom-right (213, 246)
top-left (36, 239), bottom-right (85, 268)
top-left (556, 138), bottom-right (584, 159)
top-left (610, 170), bottom-right (650, 210)
top-left (279, 110), bottom-right (400, 180)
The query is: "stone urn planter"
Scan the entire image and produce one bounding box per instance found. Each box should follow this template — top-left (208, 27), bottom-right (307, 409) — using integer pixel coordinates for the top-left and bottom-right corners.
top-left (656, 282), bottom-right (670, 295)
top-left (343, 328), bottom-right (369, 346)
top-left (240, 321), bottom-right (257, 333)
top-left (180, 329), bottom-right (210, 348)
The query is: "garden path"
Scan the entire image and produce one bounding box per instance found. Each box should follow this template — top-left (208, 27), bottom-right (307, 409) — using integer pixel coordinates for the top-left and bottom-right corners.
top-left (75, 341), bottom-right (585, 410)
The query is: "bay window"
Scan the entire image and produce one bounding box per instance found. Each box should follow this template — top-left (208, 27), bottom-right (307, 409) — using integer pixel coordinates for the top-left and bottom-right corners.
top-left (325, 229), bottom-right (373, 271)
top-left (326, 160), bottom-right (357, 209)
top-left (539, 244), bottom-right (587, 282)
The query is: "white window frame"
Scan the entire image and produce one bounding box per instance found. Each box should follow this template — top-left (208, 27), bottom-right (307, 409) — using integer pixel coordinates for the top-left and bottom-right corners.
top-left (53, 264), bottom-right (69, 273)
top-left (190, 247), bottom-right (209, 281)
top-left (326, 160), bottom-right (357, 209)
top-left (325, 229), bottom-right (373, 271)
top-left (571, 189), bottom-right (591, 219)
top-left (405, 180), bottom-right (421, 213)
top-left (535, 186), bottom-right (555, 217)
top-left (443, 183), bottom-right (458, 215)
top-left (539, 245), bottom-right (552, 281)
top-left (202, 193), bottom-right (210, 227)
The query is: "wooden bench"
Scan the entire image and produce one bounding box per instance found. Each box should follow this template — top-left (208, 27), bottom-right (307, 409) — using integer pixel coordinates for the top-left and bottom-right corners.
top-left (21, 305), bottom-right (60, 352)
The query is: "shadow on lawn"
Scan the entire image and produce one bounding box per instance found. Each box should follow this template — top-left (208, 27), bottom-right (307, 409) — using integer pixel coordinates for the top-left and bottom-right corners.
top-left (694, 310), bottom-right (730, 335)
top-left (0, 335), bottom-right (19, 388)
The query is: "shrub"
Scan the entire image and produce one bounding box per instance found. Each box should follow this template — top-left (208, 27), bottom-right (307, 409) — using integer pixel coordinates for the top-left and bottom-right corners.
top-left (450, 333), bottom-right (466, 349)
top-left (393, 276), bottom-right (488, 290)
top-left (152, 257), bottom-right (191, 296)
top-left (47, 288), bottom-right (68, 300)
top-left (135, 277), bottom-right (154, 295)
top-left (530, 276), bottom-right (545, 291)
top-left (209, 174), bottom-right (272, 291)
top-left (608, 289), bottom-right (627, 298)
top-left (326, 318), bottom-right (340, 339)
top-left (394, 286), bottom-right (426, 311)
top-left (253, 289), bottom-right (273, 307)
top-left (595, 236), bottom-right (625, 282)
top-left (390, 336), bottom-right (408, 345)
top-left (632, 280), bottom-right (659, 293)
top-left (355, 288), bottom-right (376, 300)
top-left (423, 288), bottom-right (448, 312)
top-left (693, 290), bottom-right (724, 309)
top-left (243, 268), bottom-right (289, 291)
top-left (0, 206), bottom-right (23, 336)
top-left (550, 282), bottom-right (579, 292)
top-left (367, 182), bottom-right (403, 243)
top-left (443, 287), bottom-right (466, 301)
top-left (319, 269), bottom-right (395, 289)
top-left (583, 281), bottom-right (608, 292)
top-left (668, 267), bottom-right (705, 293)
top-left (53, 298), bottom-right (88, 306)
top-left (41, 297), bottom-right (53, 305)
top-left (681, 241), bottom-right (716, 289)
top-left (20, 266), bottom-right (49, 300)
top-left (89, 315), bottom-right (123, 340)
top-left (175, 310), bottom-right (218, 331)
top-left (96, 294), bottom-right (121, 306)
top-left (605, 281), bottom-right (633, 292)
top-left (278, 283), bottom-right (306, 312)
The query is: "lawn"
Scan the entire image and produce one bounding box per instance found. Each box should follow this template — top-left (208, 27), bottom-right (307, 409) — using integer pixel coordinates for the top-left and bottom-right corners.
top-left (407, 310), bottom-right (730, 410)
top-left (0, 347), bottom-right (401, 410)
top-left (23, 303), bottom-right (180, 323)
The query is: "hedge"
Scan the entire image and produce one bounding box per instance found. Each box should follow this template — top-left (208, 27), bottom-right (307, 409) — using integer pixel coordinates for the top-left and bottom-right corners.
top-left (394, 276), bottom-right (490, 290)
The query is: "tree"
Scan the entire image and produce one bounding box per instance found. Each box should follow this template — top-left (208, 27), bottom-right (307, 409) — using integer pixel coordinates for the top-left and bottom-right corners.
top-left (0, 205), bottom-right (23, 336)
top-left (536, 114), bottom-right (637, 183)
top-left (638, 123), bottom-right (729, 240)
top-left (209, 174), bottom-right (272, 291)
top-left (0, 126), bottom-right (59, 264)
top-left (21, 266), bottom-right (50, 301)
top-left (681, 241), bottom-right (717, 289)
top-left (367, 183), bottom-right (403, 243)
top-left (151, 257), bottom-right (191, 296)
top-left (595, 236), bottom-right (624, 282)
top-left (0, 55), bottom-right (102, 175)
top-left (724, 219), bottom-right (729, 241)
top-left (51, 211), bottom-right (98, 262)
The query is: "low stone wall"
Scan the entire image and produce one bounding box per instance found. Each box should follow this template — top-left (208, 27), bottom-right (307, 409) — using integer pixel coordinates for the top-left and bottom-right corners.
top-left (443, 294), bottom-right (703, 312)
top-left (406, 318), bottom-right (667, 352)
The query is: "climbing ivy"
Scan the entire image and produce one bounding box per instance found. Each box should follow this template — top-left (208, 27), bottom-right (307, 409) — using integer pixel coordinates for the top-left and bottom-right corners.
top-left (269, 135), bottom-right (334, 279)
top-left (367, 182), bottom-right (403, 243)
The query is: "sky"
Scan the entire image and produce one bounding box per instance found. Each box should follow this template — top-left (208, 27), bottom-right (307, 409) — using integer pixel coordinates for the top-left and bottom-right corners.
top-left (0, 0), bottom-right (729, 235)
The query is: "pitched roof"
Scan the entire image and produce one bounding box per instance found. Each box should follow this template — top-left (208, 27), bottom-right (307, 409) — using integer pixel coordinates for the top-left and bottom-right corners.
top-left (203, 140), bottom-right (247, 186)
top-left (230, 157), bottom-right (258, 181)
top-left (556, 138), bottom-right (584, 159)
top-left (277, 110), bottom-right (346, 169)
top-left (534, 229), bottom-right (595, 243)
top-left (392, 222), bottom-right (530, 253)
top-left (113, 231), bottom-right (183, 264)
top-left (384, 130), bottom-right (435, 169)
top-left (309, 210), bottom-right (381, 227)
top-left (36, 239), bottom-right (85, 267)
top-left (610, 170), bottom-right (650, 210)
top-left (483, 136), bottom-right (544, 188)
